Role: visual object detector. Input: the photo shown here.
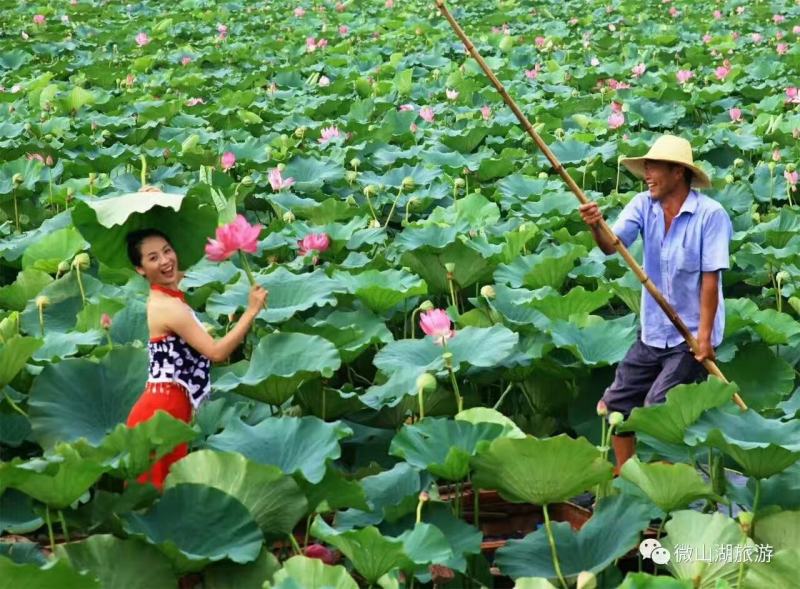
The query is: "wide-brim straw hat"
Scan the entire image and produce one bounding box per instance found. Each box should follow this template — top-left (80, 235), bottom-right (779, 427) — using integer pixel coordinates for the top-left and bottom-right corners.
top-left (620, 134), bottom-right (711, 189)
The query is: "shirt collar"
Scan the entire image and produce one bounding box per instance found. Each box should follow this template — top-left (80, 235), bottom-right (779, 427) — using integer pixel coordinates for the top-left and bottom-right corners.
top-left (648, 189), bottom-right (698, 216)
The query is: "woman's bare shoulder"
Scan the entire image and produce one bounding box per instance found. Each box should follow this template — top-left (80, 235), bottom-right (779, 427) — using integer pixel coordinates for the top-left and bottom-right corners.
top-left (147, 293), bottom-right (189, 336)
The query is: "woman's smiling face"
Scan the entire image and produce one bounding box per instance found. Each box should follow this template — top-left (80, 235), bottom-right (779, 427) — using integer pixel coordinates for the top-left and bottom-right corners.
top-left (135, 236), bottom-right (180, 286)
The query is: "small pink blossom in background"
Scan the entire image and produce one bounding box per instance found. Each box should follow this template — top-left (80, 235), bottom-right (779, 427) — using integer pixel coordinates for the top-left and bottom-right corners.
top-left (785, 170), bottom-right (799, 190)
top-left (186, 97), bottom-right (205, 106)
top-left (335, 2), bottom-right (345, 12)
top-left (776, 31), bottom-right (784, 40)
top-left (10, 84), bottom-right (22, 93)
top-left (181, 55), bottom-right (192, 66)
top-left (220, 151), bottom-right (236, 171)
top-left (268, 82), bottom-right (277, 94)
top-left (731, 31), bottom-right (740, 41)
top-left (773, 149), bottom-right (782, 162)
top-left (608, 112), bottom-right (625, 129)
top-left (751, 33), bottom-right (763, 44)
top-left (101, 313), bottom-right (112, 330)
top-left (268, 168), bottom-right (295, 191)
top-left (318, 75), bottom-right (330, 87)
top-left (306, 37), bottom-right (317, 52)
top-left (294, 6), bottom-right (305, 17)
top-left (607, 78), bottom-right (630, 90)
top-left (590, 57), bottom-right (600, 67)
top-left (631, 63), bottom-right (646, 77)
top-left (703, 33), bottom-right (712, 44)
top-left (525, 64), bottom-right (541, 79)
top-left (569, 18), bottom-right (578, 25)
top-left (33, 14), bottom-right (46, 25)
top-left (399, 104), bottom-right (414, 112)
top-left (217, 24), bottom-right (228, 40)
top-left (480, 105), bottom-right (491, 120)
top-left (773, 14), bottom-right (785, 24)
top-left (729, 107), bottom-right (742, 122)
top-left (419, 106), bottom-right (435, 123)
top-left (446, 88), bottom-right (459, 101)
top-left (135, 32), bottom-right (149, 46)
top-left (205, 215), bottom-right (262, 261)
top-left (419, 309), bottom-right (455, 346)
top-left (669, 6), bottom-right (679, 17)
top-left (317, 38), bottom-right (328, 49)
top-left (777, 43), bottom-right (788, 55)
top-left (715, 65), bottom-right (731, 81)
top-left (298, 233), bottom-right (330, 259)
top-left (125, 74), bottom-right (135, 87)
top-left (26, 153), bottom-right (54, 166)
top-left (736, 6), bottom-right (744, 15)
top-left (676, 69), bottom-right (694, 84)
top-left (611, 101), bottom-right (623, 113)
top-left (338, 25), bottom-right (348, 36)
top-left (71, 0), bottom-right (77, 4)
top-left (385, 0), bottom-right (394, 8)
top-left (534, 36), bottom-right (546, 47)
top-left (409, 122), bottom-right (418, 133)
top-left (794, 26), bottom-right (800, 35)
top-left (786, 87), bottom-right (800, 104)
top-left (713, 9), bottom-right (721, 19)
top-left (318, 126), bottom-right (340, 143)
top-left (304, 544), bottom-right (336, 565)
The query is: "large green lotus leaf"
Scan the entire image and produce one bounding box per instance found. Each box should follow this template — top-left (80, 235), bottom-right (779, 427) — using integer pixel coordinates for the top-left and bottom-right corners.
top-left (742, 549), bottom-right (800, 589)
top-left (72, 411), bottom-right (197, 480)
top-left (332, 269), bottom-right (427, 313)
top-left (0, 541), bottom-right (46, 565)
top-left (471, 434), bottom-right (613, 505)
top-left (618, 378), bottom-right (736, 444)
top-left (205, 268), bottom-right (342, 323)
top-left (494, 243), bottom-right (586, 290)
top-left (360, 164), bottom-right (439, 189)
top-left (0, 269), bottom-right (53, 311)
top-left (489, 283), bottom-right (543, 325)
top-left (749, 309), bottom-right (800, 345)
top-left (212, 332), bottom-right (340, 405)
top-left (0, 445), bottom-right (106, 508)
top-left (71, 192), bottom-right (217, 269)
top-left (395, 522), bottom-right (453, 568)
top-left (295, 464), bottom-right (369, 513)
top-left (661, 511), bottom-right (753, 588)
top-left (0, 489), bottom-right (43, 534)
top-left (684, 408), bottom-right (800, 479)
top-left (206, 416), bottom-right (352, 484)
top-left (0, 411), bottom-right (30, 447)
top-left (21, 227), bottom-right (88, 274)
top-left (336, 462), bottom-right (421, 527)
top-left (0, 335), bottom-right (42, 388)
top-left (282, 156), bottom-right (345, 190)
top-left (264, 555), bottom-right (358, 589)
top-left (204, 548), bottom-right (280, 589)
top-left (401, 241), bottom-right (494, 293)
top-left (617, 574), bottom-right (692, 589)
top-left (0, 556), bottom-right (100, 589)
top-left (293, 308), bottom-right (393, 364)
top-left (729, 462), bottom-right (800, 510)
top-left (717, 343), bottom-right (794, 410)
top-left (620, 457), bottom-right (723, 513)
top-left (753, 510), bottom-right (800, 552)
top-left (28, 346), bottom-right (148, 449)
top-left (495, 495), bottom-right (654, 580)
top-left (121, 483), bottom-right (263, 572)
top-left (392, 223), bottom-right (461, 252)
top-left (389, 418), bottom-right (505, 481)
top-left (32, 330), bottom-right (103, 362)
top-left (527, 286), bottom-right (613, 323)
top-left (548, 315), bottom-right (637, 366)
top-left (513, 580), bottom-right (559, 589)
top-left (455, 407), bottom-right (526, 439)
top-left (164, 449), bottom-right (308, 537)
top-left (55, 535), bottom-right (176, 589)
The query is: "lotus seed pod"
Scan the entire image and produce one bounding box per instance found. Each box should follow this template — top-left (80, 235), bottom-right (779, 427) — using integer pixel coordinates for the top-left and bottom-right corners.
top-left (12, 173), bottom-right (23, 185)
top-left (538, 171), bottom-right (549, 179)
top-left (480, 285), bottom-right (496, 299)
top-left (72, 253), bottom-right (90, 270)
top-left (293, 126), bottom-right (307, 138)
top-left (724, 174), bottom-right (734, 184)
top-left (401, 176), bottom-right (415, 190)
top-left (345, 195), bottom-right (357, 206)
top-left (277, 162), bottom-right (286, 172)
top-left (345, 170), bottom-right (358, 183)
top-left (35, 295), bottom-right (50, 308)
top-left (608, 411), bottom-right (624, 427)
top-left (419, 300), bottom-right (434, 311)
top-left (787, 163), bottom-right (797, 173)
top-left (240, 175), bottom-right (254, 186)
top-left (733, 158), bottom-right (744, 168)
top-left (57, 260), bottom-right (70, 274)
top-left (738, 511), bottom-right (753, 535)
top-left (363, 184), bottom-right (378, 197)
top-left (416, 372), bottom-right (437, 393)
top-left (349, 157), bottom-right (361, 169)
top-left (751, 211), bottom-right (761, 223)
top-left (768, 162), bottom-right (777, 172)
top-left (368, 218), bottom-right (381, 228)
top-left (444, 262), bottom-right (455, 273)
top-left (776, 271), bottom-right (790, 283)
top-left (577, 571), bottom-right (597, 589)
top-left (282, 211), bottom-right (295, 223)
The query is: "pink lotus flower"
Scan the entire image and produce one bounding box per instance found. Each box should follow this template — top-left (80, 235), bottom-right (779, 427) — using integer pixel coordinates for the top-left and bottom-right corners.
top-left (306, 37), bottom-right (317, 52)
top-left (794, 25), bottom-right (800, 35)
top-left (304, 544), bottom-right (336, 565)
top-left (339, 25), bottom-right (348, 36)
top-left (420, 309), bottom-right (455, 346)
top-left (410, 122), bottom-right (418, 133)
top-left (186, 97), bottom-right (205, 106)
top-left (135, 32), bottom-right (150, 46)
top-left (776, 31), bottom-right (784, 40)
top-left (608, 112), bottom-right (625, 129)
top-left (751, 33), bottom-right (763, 44)
top-left (676, 69), bottom-right (694, 84)
top-left (729, 107), bottom-right (742, 122)
top-left (773, 14), bottom-right (785, 24)
top-left (731, 31), bottom-right (740, 41)
top-left (205, 215), bottom-right (262, 261)
top-left (606, 79), bottom-right (631, 90)
top-left (786, 87), bottom-right (800, 104)
top-left (298, 233), bottom-right (330, 259)
top-left (318, 75), bottom-right (330, 87)
top-left (525, 64), bottom-right (541, 79)
top-left (101, 313), bottom-right (112, 330)
top-left (631, 63), bottom-right (646, 77)
top-left (669, 6), bottom-right (679, 17)
top-left (26, 152), bottom-right (53, 166)
top-left (385, 0), bottom-right (394, 7)
top-left (713, 9), bottom-right (721, 19)
top-left (446, 88), bottom-right (459, 101)
top-left (319, 126), bottom-right (340, 143)
top-left (772, 149), bottom-right (782, 162)
top-left (611, 101), bottom-right (623, 113)
top-left (736, 6), bottom-right (744, 15)
top-left (399, 104), bottom-right (414, 111)
top-left (786, 170), bottom-right (798, 183)
top-left (294, 7), bottom-right (305, 17)
top-left (480, 105), bottom-right (491, 120)
top-left (181, 55), bottom-right (192, 66)
top-left (335, 2), bottom-right (345, 12)
top-left (317, 38), bottom-right (328, 49)
top-left (268, 168), bottom-right (295, 191)
top-left (702, 33), bottom-right (712, 44)
top-left (777, 43), bottom-right (788, 55)
top-left (220, 151), bottom-right (236, 171)
top-left (590, 57), bottom-right (600, 67)
top-left (419, 106), bottom-right (435, 123)
top-left (217, 24), bottom-right (228, 40)
top-left (715, 65), bottom-right (730, 81)
top-left (33, 14), bottom-right (46, 25)
top-left (534, 36), bottom-right (546, 47)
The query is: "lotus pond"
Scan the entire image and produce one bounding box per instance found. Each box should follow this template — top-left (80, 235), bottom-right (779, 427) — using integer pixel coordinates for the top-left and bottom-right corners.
top-left (1, 0), bottom-right (799, 587)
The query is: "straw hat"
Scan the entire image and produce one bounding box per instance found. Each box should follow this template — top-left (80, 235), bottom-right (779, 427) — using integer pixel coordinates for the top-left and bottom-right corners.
top-left (620, 135), bottom-right (711, 189)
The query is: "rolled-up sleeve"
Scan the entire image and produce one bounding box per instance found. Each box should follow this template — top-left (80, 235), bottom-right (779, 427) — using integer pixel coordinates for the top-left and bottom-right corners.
top-left (701, 208), bottom-right (732, 271)
top-left (611, 193), bottom-right (644, 248)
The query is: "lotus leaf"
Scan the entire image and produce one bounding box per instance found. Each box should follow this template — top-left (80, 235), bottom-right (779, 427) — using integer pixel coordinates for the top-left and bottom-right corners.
top-left (620, 457), bottom-right (724, 513)
top-left (264, 555), bottom-right (358, 589)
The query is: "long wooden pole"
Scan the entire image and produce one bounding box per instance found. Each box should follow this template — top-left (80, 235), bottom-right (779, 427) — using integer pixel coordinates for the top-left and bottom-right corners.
top-left (435, 0), bottom-right (746, 411)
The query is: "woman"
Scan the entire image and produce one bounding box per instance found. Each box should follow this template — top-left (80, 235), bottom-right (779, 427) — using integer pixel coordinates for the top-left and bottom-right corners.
top-left (125, 228), bottom-right (267, 490)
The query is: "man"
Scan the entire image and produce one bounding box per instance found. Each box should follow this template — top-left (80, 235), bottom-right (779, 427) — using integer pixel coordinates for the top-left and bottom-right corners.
top-left (578, 134), bottom-right (733, 473)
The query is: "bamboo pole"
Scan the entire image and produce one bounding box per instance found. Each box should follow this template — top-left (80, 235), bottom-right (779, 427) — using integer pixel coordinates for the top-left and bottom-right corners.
top-left (434, 0), bottom-right (746, 411)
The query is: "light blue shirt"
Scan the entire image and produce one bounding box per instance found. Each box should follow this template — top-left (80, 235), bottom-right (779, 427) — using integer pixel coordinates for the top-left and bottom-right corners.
top-left (611, 189), bottom-right (733, 348)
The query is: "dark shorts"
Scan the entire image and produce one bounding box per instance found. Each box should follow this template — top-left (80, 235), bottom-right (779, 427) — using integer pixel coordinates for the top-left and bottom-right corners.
top-left (601, 335), bottom-right (707, 419)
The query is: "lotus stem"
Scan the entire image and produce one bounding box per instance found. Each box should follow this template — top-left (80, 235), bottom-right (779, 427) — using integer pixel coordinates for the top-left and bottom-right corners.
top-left (656, 515), bottom-right (666, 540)
top-left (12, 189), bottom-right (19, 233)
top-left (441, 347), bottom-right (463, 412)
top-left (239, 251), bottom-right (256, 286)
top-left (447, 271), bottom-right (458, 311)
top-left (383, 185), bottom-right (404, 228)
top-left (304, 513), bottom-right (314, 548)
top-left (38, 306), bottom-right (45, 337)
top-left (750, 478), bottom-right (761, 538)
top-left (615, 155), bottom-right (622, 194)
top-left (75, 269), bottom-right (86, 305)
top-left (542, 503), bottom-right (568, 589)
top-left (492, 382), bottom-right (513, 410)
top-left (140, 154), bottom-right (147, 187)
top-left (45, 505), bottom-right (56, 553)
top-left (287, 532), bottom-right (302, 556)
top-left (417, 385), bottom-right (425, 420)
top-left (58, 509), bottom-right (70, 542)
top-left (473, 482), bottom-right (480, 529)
top-left (3, 390), bottom-right (28, 417)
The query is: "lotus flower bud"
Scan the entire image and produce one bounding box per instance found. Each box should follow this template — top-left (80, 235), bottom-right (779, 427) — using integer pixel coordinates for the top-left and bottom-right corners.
top-left (724, 174), bottom-right (734, 184)
top-left (294, 126), bottom-right (307, 138)
top-left (454, 178), bottom-right (465, 188)
top-left (442, 351), bottom-right (453, 367)
top-left (0, 313), bottom-right (19, 339)
top-left (57, 260), bottom-right (71, 274)
top-left (751, 211), bottom-right (760, 223)
top-left (608, 411), bottom-right (624, 427)
top-left (444, 262), bottom-right (455, 273)
top-left (345, 170), bottom-right (358, 183)
top-left (416, 373), bottom-right (437, 393)
top-left (240, 175), bottom-right (254, 186)
top-left (776, 271), bottom-right (790, 283)
top-left (368, 218), bottom-right (381, 228)
top-left (12, 173), bottom-right (23, 185)
top-left (363, 184), bottom-right (378, 197)
top-left (349, 157), bottom-right (361, 169)
top-left (35, 295), bottom-right (50, 309)
top-left (100, 313), bottom-right (112, 329)
top-left (419, 300), bottom-right (434, 311)
top-left (733, 158), bottom-right (744, 168)
top-left (345, 195), bottom-right (357, 206)
top-left (768, 161), bottom-right (777, 173)
top-left (72, 253), bottom-right (90, 270)
top-left (418, 490), bottom-right (430, 502)
top-left (538, 172), bottom-right (549, 179)
top-left (596, 400), bottom-right (608, 417)
top-left (277, 162), bottom-right (286, 171)
top-left (282, 210), bottom-right (296, 223)
top-left (787, 163), bottom-right (797, 173)
top-left (401, 176), bottom-right (415, 190)
top-left (738, 511), bottom-right (753, 535)
top-left (480, 285), bottom-right (496, 299)
top-left (577, 571), bottom-right (597, 589)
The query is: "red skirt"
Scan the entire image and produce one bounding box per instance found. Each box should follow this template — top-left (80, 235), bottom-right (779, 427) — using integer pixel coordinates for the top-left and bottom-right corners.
top-left (126, 382), bottom-right (192, 491)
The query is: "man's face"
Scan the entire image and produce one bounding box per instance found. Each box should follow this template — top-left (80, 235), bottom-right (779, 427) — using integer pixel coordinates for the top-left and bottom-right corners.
top-left (644, 160), bottom-right (684, 200)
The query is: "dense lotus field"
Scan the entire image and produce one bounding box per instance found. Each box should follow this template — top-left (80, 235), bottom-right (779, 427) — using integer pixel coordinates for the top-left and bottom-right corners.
top-left (1, 0), bottom-right (800, 587)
